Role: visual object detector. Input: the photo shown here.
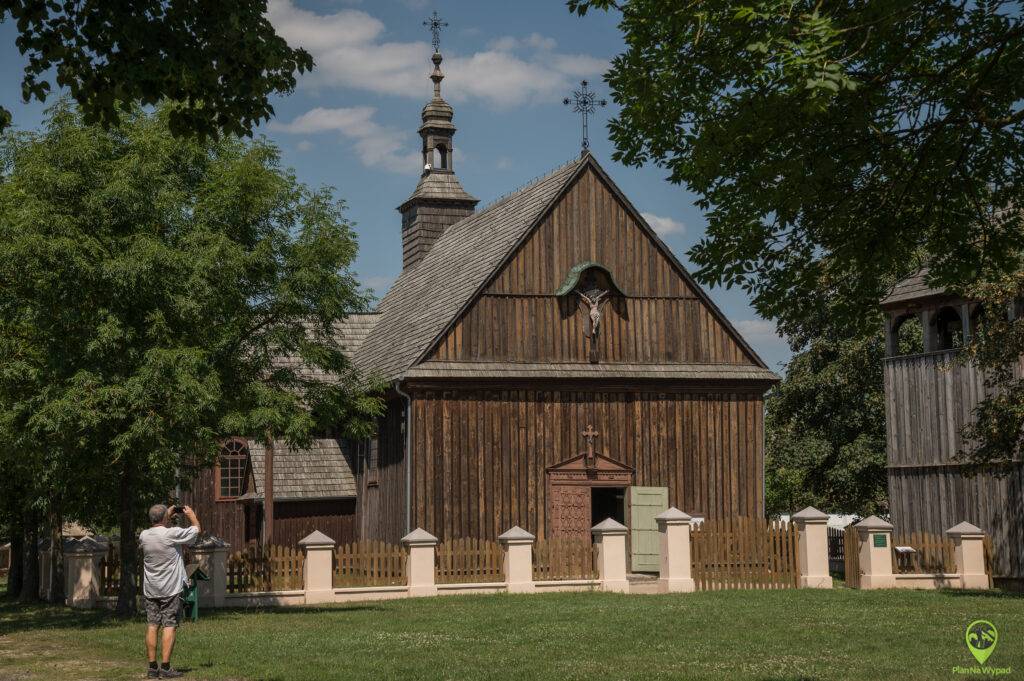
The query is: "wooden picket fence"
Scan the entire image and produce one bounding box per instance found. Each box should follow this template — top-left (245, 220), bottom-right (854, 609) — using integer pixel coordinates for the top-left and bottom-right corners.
top-left (891, 531), bottom-right (956, 574)
top-left (844, 527), bottom-right (861, 588)
top-left (226, 544), bottom-right (304, 593)
top-left (690, 516), bottom-right (799, 590)
top-left (532, 537), bottom-right (597, 581)
top-left (334, 540), bottom-right (406, 588)
top-left (435, 537), bottom-right (504, 584)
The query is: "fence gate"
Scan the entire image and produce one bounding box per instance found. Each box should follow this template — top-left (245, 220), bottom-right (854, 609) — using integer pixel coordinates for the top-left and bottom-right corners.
top-left (843, 527), bottom-right (861, 588)
top-left (690, 516), bottom-right (799, 590)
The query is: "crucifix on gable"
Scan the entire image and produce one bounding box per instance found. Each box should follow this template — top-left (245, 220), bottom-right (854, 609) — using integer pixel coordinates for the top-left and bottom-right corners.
top-left (582, 424), bottom-right (599, 469)
top-left (555, 262), bottom-right (626, 364)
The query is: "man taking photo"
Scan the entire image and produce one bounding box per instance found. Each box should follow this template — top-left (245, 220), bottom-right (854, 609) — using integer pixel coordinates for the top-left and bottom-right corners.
top-left (140, 504), bottom-right (201, 678)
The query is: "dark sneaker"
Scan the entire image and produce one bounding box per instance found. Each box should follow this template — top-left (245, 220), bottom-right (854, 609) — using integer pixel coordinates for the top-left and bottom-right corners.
top-left (147, 669), bottom-right (159, 679)
top-left (160, 668), bottom-right (184, 678)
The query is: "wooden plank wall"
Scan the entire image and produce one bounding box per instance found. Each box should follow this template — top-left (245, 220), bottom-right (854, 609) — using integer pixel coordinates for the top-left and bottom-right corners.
top-left (428, 168), bottom-right (755, 365)
top-left (408, 385), bottom-right (765, 541)
top-left (271, 499), bottom-right (359, 548)
top-left (884, 350), bottom-right (1024, 578)
top-left (358, 399), bottom-right (409, 543)
top-left (180, 467), bottom-right (247, 549)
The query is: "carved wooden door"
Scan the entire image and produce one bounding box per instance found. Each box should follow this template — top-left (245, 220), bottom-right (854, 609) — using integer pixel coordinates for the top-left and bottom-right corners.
top-left (549, 485), bottom-right (591, 541)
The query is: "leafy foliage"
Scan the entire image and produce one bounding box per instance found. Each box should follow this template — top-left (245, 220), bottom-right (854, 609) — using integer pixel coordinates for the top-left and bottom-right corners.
top-left (958, 274), bottom-right (1024, 469)
top-left (0, 1), bottom-right (313, 138)
top-left (572, 0), bottom-right (1024, 464)
top-left (0, 102), bottom-right (383, 609)
top-left (765, 329), bottom-right (889, 517)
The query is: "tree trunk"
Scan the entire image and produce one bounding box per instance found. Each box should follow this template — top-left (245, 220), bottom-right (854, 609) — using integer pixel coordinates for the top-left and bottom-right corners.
top-left (19, 508), bottom-right (39, 602)
top-left (114, 464), bottom-right (137, 616)
top-left (48, 507), bottom-right (64, 604)
top-left (6, 517), bottom-right (24, 598)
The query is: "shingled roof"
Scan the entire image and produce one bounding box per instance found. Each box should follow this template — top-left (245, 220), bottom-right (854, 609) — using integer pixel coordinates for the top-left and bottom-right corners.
top-left (246, 438), bottom-right (357, 501)
top-left (356, 156), bottom-right (585, 380)
top-left (881, 267), bottom-right (949, 308)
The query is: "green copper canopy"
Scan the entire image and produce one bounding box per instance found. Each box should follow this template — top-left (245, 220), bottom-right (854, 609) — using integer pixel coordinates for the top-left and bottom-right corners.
top-left (554, 261), bottom-right (627, 297)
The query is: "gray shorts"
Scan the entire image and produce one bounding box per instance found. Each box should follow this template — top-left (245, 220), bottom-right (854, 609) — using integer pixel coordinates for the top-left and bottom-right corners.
top-left (144, 594), bottom-right (181, 628)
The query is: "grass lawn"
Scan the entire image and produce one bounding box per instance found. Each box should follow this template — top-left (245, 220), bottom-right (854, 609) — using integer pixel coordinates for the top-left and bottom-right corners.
top-left (1, 588), bottom-right (1022, 681)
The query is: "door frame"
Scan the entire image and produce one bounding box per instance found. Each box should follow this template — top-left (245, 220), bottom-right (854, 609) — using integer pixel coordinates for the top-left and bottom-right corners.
top-left (545, 453), bottom-right (633, 539)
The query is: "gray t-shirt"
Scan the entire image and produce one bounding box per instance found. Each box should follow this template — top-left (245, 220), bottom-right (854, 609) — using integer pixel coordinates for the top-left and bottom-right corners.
top-left (139, 525), bottom-right (199, 599)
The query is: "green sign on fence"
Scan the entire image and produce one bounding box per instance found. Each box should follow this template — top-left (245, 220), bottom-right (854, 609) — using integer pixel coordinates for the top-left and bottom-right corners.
top-left (873, 533), bottom-right (887, 548)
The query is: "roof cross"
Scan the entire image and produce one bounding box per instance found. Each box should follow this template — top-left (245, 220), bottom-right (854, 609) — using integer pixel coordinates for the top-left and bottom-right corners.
top-left (563, 80), bottom-right (607, 154)
top-left (423, 10), bottom-right (448, 53)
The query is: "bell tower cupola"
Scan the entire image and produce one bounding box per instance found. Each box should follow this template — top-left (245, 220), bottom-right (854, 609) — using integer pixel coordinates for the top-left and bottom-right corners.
top-left (398, 13), bottom-right (478, 270)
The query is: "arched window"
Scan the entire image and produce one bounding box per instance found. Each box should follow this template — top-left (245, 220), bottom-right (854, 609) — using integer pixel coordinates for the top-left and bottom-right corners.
top-left (934, 306), bottom-right (963, 350)
top-left (893, 314), bottom-right (923, 355)
top-left (433, 144), bottom-right (449, 170)
top-left (217, 439), bottom-right (248, 501)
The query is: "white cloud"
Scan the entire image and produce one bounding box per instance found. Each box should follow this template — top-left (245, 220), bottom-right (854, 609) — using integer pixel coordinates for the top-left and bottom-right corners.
top-left (296, 140), bottom-right (313, 151)
top-left (496, 156), bottom-right (513, 170)
top-left (733, 319), bottom-right (787, 348)
top-left (270, 107), bottom-right (420, 174)
top-left (267, 1), bottom-right (607, 108)
top-left (641, 212), bottom-right (686, 237)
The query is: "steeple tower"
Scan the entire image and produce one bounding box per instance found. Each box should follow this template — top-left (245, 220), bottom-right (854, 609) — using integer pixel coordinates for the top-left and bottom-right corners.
top-left (398, 15), bottom-right (478, 270)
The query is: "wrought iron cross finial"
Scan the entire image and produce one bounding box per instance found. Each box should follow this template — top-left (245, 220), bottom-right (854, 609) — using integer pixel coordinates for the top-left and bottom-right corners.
top-left (423, 10), bottom-right (447, 53)
top-left (563, 80), bottom-right (607, 153)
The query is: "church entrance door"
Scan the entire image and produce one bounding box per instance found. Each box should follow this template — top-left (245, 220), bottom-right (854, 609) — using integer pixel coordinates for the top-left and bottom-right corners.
top-left (545, 451), bottom-right (633, 541)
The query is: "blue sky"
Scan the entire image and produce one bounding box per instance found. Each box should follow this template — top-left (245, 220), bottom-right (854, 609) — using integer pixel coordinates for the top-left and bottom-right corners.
top-left (0, 0), bottom-right (792, 371)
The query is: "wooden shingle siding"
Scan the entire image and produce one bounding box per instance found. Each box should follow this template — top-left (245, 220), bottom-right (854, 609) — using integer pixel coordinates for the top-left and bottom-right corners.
top-left (407, 386), bottom-right (765, 541)
top-left (427, 167), bottom-right (756, 366)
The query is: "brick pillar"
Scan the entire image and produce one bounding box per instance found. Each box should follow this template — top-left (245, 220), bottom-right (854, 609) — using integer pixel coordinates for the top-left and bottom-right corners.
top-left (402, 528), bottom-right (439, 597)
top-left (299, 530), bottom-right (336, 605)
top-left (854, 516), bottom-right (894, 589)
top-left (192, 535), bottom-right (230, 608)
top-left (946, 522), bottom-right (990, 590)
top-left (655, 508), bottom-right (695, 593)
top-left (793, 506), bottom-right (833, 589)
top-left (498, 526), bottom-right (536, 594)
top-left (592, 518), bottom-right (629, 593)
top-left (63, 537), bottom-right (106, 608)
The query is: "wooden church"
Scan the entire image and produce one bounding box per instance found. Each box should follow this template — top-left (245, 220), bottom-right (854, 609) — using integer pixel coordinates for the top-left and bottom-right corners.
top-left (185, 44), bottom-right (778, 570)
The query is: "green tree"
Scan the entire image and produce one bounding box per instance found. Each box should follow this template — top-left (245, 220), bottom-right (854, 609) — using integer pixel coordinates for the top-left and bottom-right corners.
top-left (571, 0), bottom-right (1024, 463)
top-left (0, 102), bottom-right (382, 611)
top-left (765, 332), bottom-right (888, 517)
top-left (0, 1), bottom-right (312, 137)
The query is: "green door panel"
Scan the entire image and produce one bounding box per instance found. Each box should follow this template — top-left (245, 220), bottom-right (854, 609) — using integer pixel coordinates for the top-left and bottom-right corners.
top-left (628, 486), bottom-right (668, 572)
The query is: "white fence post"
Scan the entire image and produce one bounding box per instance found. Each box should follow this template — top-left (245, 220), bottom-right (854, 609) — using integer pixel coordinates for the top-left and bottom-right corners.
top-left (793, 507), bottom-right (833, 589)
top-left (299, 530), bottom-right (337, 605)
top-left (402, 528), bottom-right (439, 597)
top-left (655, 508), bottom-right (695, 593)
top-left (946, 522), bottom-right (989, 590)
top-left (192, 535), bottom-right (231, 607)
top-left (498, 526), bottom-right (536, 594)
top-left (854, 516), bottom-right (894, 589)
top-left (592, 518), bottom-right (629, 593)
